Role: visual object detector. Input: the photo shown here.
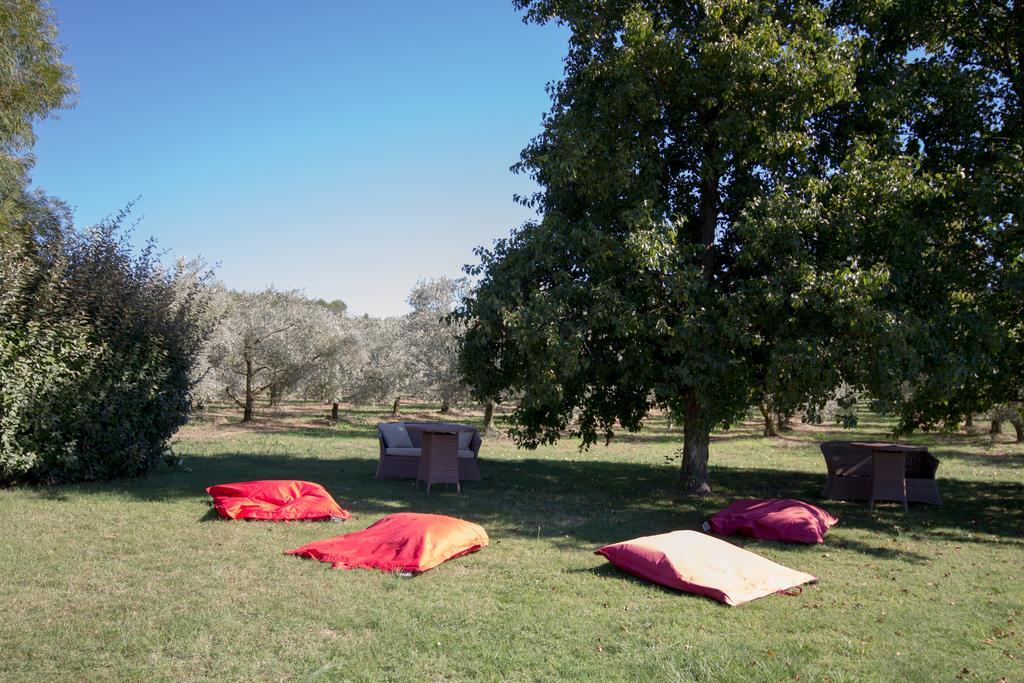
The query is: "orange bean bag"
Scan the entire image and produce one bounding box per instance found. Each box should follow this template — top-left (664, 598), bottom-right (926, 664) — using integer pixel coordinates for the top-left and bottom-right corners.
top-left (596, 530), bottom-right (816, 606)
top-left (206, 480), bottom-right (350, 521)
top-left (286, 512), bottom-right (488, 573)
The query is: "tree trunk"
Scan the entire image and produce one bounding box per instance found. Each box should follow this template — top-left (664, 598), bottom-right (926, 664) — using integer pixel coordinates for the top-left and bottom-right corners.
top-left (698, 157), bottom-right (718, 274)
top-left (1013, 420), bottom-right (1024, 443)
top-left (391, 396), bottom-right (401, 416)
top-left (268, 383), bottom-right (281, 407)
top-left (242, 357), bottom-right (255, 423)
top-left (440, 398), bottom-right (450, 413)
top-left (331, 402), bottom-right (339, 421)
top-left (991, 419), bottom-right (1002, 434)
top-left (483, 402), bottom-right (495, 432)
top-left (759, 403), bottom-right (778, 437)
top-left (965, 414), bottom-right (974, 432)
top-left (778, 413), bottom-right (792, 432)
top-left (680, 391), bottom-right (711, 494)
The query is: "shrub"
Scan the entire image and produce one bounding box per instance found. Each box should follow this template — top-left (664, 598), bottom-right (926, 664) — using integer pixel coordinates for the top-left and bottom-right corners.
top-left (0, 202), bottom-right (213, 484)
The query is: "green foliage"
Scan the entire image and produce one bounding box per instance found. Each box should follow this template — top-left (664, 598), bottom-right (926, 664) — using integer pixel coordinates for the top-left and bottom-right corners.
top-left (0, 1), bottom-right (212, 483)
top-left (0, 204), bottom-right (213, 484)
top-left (461, 0), bottom-right (863, 488)
top-left (0, 0), bottom-right (76, 234)
top-left (460, 0), bottom-right (1022, 489)
top-left (829, 0), bottom-right (1023, 430)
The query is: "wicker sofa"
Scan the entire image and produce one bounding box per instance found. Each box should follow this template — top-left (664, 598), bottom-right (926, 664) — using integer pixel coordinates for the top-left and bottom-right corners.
top-left (375, 422), bottom-right (482, 481)
top-left (820, 441), bottom-right (942, 505)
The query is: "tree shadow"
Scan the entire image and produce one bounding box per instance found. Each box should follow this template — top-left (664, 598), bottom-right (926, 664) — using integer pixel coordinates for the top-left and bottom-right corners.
top-left (608, 431), bottom-right (687, 445)
top-left (26, 451), bottom-right (1022, 559)
top-left (606, 430), bottom-right (764, 445)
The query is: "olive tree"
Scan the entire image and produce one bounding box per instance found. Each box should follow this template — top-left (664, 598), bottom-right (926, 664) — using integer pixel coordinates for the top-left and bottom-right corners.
top-left (405, 276), bottom-right (470, 413)
top-left (991, 403), bottom-right (1024, 443)
top-left (347, 316), bottom-right (413, 415)
top-left (298, 309), bottom-right (365, 420)
top-left (204, 289), bottom-right (344, 422)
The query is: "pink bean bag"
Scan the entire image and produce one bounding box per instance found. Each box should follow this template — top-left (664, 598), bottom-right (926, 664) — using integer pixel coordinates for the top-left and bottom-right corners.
top-left (206, 480), bottom-right (351, 522)
top-left (706, 498), bottom-right (837, 544)
top-left (596, 530), bottom-right (816, 606)
top-left (286, 512), bottom-right (488, 573)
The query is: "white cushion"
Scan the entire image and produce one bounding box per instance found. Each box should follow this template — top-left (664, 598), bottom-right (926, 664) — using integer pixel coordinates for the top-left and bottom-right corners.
top-left (385, 447), bottom-right (421, 457)
top-left (380, 423), bottom-right (413, 449)
top-left (458, 449), bottom-right (475, 459)
top-left (458, 431), bottom-right (474, 449)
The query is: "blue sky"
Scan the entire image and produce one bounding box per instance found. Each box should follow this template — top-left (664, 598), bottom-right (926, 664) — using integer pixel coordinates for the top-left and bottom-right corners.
top-left (32, 2), bottom-right (568, 316)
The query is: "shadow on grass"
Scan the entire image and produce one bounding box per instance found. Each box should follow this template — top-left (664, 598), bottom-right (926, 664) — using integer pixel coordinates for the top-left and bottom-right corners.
top-left (27, 451), bottom-right (1023, 558)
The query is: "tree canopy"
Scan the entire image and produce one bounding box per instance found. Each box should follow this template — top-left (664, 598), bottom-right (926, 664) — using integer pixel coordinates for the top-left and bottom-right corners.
top-left (833, 0), bottom-right (1023, 429)
top-left (458, 0), bottom-right (1022, 491)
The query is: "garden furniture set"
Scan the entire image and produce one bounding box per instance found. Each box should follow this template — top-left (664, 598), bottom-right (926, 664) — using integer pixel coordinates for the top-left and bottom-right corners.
top-left (820, 440), bottom-right (942, 510)
top-left (375, 421), bottom-right (482, 492)
top-left (373, 422), bottom-right (943, 510)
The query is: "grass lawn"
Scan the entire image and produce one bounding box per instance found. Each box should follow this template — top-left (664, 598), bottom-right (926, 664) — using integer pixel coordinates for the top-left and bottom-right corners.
top-left (1, 402), bottom-right (1021, 681)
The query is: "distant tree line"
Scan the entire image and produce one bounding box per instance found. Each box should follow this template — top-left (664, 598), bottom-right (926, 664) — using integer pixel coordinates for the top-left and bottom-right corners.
top-left (197, 276), bottom-right (475, 424)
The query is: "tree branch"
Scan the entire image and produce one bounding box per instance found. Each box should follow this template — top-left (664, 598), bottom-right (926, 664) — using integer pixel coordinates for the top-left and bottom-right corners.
top-left (224, 387), bottom-right (246, 410)
top-left (252, 322), bottom-right (302, 347)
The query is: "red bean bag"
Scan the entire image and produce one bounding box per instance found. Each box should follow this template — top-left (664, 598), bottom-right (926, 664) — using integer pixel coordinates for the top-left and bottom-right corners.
top-left (286, 512), bottom-right (488, 573)
top-left (596, 530), bottom-right (816, 606)
top-left (706, 498), bottom-right (837, 544)
top-left (206, 480), bottom-right (350, 521)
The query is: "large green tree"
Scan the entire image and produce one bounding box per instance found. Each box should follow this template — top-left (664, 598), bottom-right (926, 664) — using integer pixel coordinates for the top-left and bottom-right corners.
top-left (461, 0), bottom-right (869, 492)
top-left (459, 0), bottom-right (1020, 491)
top-left (1, 2), bottom-right (219, 484)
